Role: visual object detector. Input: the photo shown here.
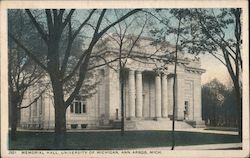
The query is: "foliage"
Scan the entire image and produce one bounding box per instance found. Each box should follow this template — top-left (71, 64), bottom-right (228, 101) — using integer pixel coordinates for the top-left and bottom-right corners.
top-left (202, 79), bottom-right (237, 127)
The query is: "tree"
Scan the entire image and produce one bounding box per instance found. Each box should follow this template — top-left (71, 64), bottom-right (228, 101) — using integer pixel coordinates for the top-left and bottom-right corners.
top-left (193, 9), bottom-right (242, 139)
top-left (102, 10), bottom-right (148, 135)
top-left (149, 8), bottom-right (243, 141)
top-left (148, 8), bottom-right (195, 150)
top-left (9, 9), bottom-right (140, 148)
top-left (8, 10), bottom-right (46, 140)
top-left (202, 79), bottom-right (227, 126)
top-left (223, 88), bottom-right (238, 127)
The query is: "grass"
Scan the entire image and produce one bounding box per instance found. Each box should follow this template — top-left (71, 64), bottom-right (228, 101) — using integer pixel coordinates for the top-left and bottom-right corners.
top-left (9, 131), bottom-right (241, 150)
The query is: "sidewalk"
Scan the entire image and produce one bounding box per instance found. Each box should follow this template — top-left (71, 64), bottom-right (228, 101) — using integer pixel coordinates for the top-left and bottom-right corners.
top-left (137, 143), bottom-right (242, 150)
top-left (173, 128), bottom-right (238, 135)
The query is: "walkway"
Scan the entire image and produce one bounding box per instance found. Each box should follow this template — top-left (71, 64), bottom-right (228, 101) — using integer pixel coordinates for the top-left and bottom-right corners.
top-left (137, 143), bottom-right (242, 150)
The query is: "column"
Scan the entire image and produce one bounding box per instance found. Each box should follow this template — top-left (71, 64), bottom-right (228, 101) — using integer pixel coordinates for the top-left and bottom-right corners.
top-left (128, 70), bottom-right (135, 119)
top-left (136, 71), bottom-right (143, 118)
top-left (155, 73), bottom-right (162, 119)
top-left (176, 74), bottom-right (185, 120)
top-left (168, 76), bottom-right (174, 116)
top-left (161, 73), bottom-right (168, 118)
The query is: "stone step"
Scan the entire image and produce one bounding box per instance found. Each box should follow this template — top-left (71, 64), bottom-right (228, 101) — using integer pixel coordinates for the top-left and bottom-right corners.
top-left (112, 120), bottom-right (122, 129)
top-left (124, 120), bottom-right (194, 130)
top-left (124, 121), bottom-right (136, 129)
top-left (184, 120), bottom-right (206, 128)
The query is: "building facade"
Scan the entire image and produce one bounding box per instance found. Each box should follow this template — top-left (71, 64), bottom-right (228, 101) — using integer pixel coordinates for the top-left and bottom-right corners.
top-left (19, 37), bottom-right (206, 130)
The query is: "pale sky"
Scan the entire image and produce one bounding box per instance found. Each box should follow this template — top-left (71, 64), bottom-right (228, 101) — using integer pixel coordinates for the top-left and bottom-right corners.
top-left (199, 53), bottom-right (231, 86)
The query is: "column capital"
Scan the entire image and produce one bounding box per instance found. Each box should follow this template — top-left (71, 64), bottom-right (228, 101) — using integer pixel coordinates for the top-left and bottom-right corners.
top-left (128, 69), bottom-right (135, 74)
top-left (154, 67), bottom-right (168, 76)
top-left (154, 69), bottom-right (162, 76)
top-left (162, 72), bottom-right (169, 78)
top-left (128, 67), bottom-right (139, 72)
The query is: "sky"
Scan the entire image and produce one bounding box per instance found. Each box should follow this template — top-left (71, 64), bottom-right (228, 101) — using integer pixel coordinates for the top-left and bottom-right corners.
top-left (199, 53), bottom-right (231, 86)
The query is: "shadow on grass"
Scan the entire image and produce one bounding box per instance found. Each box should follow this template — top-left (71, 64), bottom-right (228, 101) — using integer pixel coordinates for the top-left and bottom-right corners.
top-left (9, 131), bottom-right (241, 150)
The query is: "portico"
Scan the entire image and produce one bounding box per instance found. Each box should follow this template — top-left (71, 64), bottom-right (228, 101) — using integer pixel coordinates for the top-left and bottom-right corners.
top-left (127, 69), bottom-right (170, 120)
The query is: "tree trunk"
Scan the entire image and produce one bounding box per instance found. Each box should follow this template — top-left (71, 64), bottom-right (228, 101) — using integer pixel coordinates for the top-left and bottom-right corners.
top-left (51, 78), bottom-right (67, 149)
top-left (10, 99), bottom-right (18, 141)
top-left (120, 68), bottom-right (125, 136)
top-left (234, 84), bottom-right (242, 141)
top-left (54, 104), bottom-right (67, 149)
top-left (171, 14), bottom-right (181, 150)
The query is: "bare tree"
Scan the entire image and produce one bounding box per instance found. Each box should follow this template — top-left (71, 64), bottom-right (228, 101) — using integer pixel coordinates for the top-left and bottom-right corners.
top-left (102, 10), bottom-right (148, 135)
top-left (9, 9), bottom-right (141, 148)
top-left (147, 8), bottom-right (206, 149)
top-left (8, 10), bottom-right (46, 140)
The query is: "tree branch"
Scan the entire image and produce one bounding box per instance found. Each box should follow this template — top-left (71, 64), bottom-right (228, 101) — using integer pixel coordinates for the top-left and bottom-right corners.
top-left (60, 9), bottom-right (96, 77)
top-left (97, 9), bottom-right (141, 40)
top-left (88, 55), bottom-right (124, 71)
top-left (64, 9), bottom-right (141, 108)
top-left (60, 19), bottom-right (73, 76)
top-left (210, 52), bottom-right (227, 66)
top-left (18, 86), bottom-right (47, 109)
top-left (72, 9), bottom-right (96, 39)
top-left (25, 9), bottom-right (48, 43)
top-left (62, 50), bottom-right (87, 83)
top-left (124, 15), bottom-right (147, 65)
top-left (9, 33), bottom-right (49, 72)
top-left (62, 9), bottom-right (75, 28)
top-left (45, 9), bottom-right (54, 36)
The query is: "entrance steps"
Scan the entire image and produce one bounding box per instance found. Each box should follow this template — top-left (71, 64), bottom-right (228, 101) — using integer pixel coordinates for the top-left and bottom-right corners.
top-left (125, 119), bottom-right (194, 130)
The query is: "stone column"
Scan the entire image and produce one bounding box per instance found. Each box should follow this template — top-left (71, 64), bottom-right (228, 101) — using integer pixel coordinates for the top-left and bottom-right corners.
top-left (155, 73), bottom-right (162, 119)
top-left (176, 73), bottom-right (185, 120)
top-left (161, 73), bottom-right (168, 118)
top-left (168, 76), bottom-right (174, 116)
top-left (128, 70), bottom-right (136, 119)
top-left (136, 71), bottom-right (143, 118)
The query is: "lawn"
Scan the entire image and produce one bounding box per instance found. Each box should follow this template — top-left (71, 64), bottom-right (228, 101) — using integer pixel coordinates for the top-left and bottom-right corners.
top-left (9, 131), bottom-right (241, 150)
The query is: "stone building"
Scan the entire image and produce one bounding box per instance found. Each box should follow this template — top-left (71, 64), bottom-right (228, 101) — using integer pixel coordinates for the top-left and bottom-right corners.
top-left (19, 36), bottom-right (206, 130)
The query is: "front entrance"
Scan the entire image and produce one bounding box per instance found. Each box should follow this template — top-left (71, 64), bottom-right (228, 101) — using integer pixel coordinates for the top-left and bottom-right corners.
top-left (184, 101), bottom-right (189, 120)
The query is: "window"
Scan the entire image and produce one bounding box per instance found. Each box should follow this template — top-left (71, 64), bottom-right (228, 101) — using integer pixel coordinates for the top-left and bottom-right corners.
top-left (70, 99), bottom-right (86, 114)
top-left (75, 102), bottom-right (81, 114)
top-left (70, 103), bottom-right (74, 113)
top-left (82, 104), bottom-right (86, 113)
top-left (33, 102), bottom-right (38, 116)
top-left (39, 96), bottom-right (43, 115)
